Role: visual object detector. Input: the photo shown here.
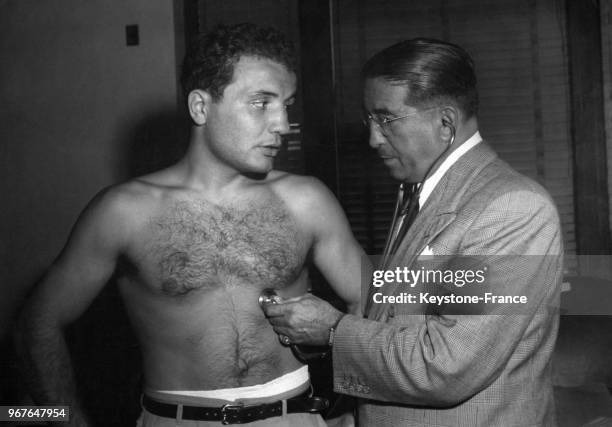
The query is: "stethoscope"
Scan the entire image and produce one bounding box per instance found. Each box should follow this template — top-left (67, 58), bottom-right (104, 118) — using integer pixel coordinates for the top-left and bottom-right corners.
top-left (258, 288), bottom-right (330, 361)
top-left (380, 121), bottom-right (456, 269)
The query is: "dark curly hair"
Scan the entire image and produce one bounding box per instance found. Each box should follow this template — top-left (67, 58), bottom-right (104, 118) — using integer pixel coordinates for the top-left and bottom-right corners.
top-left (180, 23), bottom-right (296, 101)
top-left (363, 38), bottom-right (479, 118)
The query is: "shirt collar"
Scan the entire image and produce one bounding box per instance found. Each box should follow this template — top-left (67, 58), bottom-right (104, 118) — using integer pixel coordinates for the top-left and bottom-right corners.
top-left (418, 131), bottom-right (482, 208)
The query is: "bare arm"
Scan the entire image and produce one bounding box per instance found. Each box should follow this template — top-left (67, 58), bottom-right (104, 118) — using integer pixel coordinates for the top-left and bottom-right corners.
top-left (14, 188), bottom-right (130, 426)
top-left (290, 177), bottom-right (371, 315)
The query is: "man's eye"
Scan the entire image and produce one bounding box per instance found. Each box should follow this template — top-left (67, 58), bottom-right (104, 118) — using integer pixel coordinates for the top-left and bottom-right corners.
top-left (250, 100), bottom-right (268, 110)
top-left (370, 115), bottom-right (388, 124)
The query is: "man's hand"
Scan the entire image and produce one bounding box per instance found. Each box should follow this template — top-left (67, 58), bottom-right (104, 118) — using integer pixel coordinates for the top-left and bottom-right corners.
top-left (263, 294), bottom-right (344, 346)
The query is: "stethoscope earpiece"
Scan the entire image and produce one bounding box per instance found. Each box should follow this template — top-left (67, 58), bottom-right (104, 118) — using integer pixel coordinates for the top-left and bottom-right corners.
top-left (442, 119), bottom-right (456, 146)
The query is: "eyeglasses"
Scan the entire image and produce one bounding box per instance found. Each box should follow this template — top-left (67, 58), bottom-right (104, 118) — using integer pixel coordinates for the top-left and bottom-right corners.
top-left (362, 107), bottom-right (436, 136)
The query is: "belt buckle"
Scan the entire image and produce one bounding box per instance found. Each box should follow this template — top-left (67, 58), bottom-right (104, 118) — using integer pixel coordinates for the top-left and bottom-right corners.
top-left (221, 403), bottom-right (244, 425)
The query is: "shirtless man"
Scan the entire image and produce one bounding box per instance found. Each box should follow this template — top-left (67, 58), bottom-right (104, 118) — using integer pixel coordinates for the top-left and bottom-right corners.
top-left (16, 23), bottom-right (365, 426)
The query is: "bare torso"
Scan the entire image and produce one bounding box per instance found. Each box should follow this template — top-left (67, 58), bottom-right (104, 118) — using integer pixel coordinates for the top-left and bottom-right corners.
top-left (114, 174), bottom-right (312, 390)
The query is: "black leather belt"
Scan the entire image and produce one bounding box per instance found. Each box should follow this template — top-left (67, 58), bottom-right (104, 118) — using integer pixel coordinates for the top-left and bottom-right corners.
top-left (142, 390), bottom-right (329, 425)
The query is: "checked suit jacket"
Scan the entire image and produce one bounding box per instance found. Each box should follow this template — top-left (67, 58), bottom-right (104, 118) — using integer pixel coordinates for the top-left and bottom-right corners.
top-left (332, 142), bottom-right (563, 426)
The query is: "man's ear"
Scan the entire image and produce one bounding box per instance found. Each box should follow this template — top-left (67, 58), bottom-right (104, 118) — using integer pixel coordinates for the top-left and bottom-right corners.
top-left (187, 89), bottom-right (212, 126)
top-left (439, 106), bottom-right (459, 142)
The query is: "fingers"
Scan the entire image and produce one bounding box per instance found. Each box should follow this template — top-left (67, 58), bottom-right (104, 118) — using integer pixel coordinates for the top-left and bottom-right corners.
top-left (272, 325), bottom-right (292, 338)
top-left (262, 300), bottom-right (292, 318)
top-left (262, 301), bottom-right (297, 338)
top-left (282, 294), bottom-right (309, 303)
top-left (267, 314), bottom-right (288, 327)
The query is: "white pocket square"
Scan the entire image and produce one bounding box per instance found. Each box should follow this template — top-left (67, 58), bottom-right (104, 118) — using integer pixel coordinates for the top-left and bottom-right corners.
top-left (419, 245), bottom-right (434, 256)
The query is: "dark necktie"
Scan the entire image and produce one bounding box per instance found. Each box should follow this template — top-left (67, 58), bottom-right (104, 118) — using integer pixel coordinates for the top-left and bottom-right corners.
top-left (388, 183), bottom-right (420, 255)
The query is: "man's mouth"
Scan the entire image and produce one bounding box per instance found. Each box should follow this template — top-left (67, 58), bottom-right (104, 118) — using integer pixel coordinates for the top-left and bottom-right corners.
top-left (377, 149), bottom-right (394, 160)
top-left (260, 145), bottom-right (281, 157)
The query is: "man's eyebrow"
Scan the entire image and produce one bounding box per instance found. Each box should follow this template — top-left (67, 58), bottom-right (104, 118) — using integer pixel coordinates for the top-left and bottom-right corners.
top-left (249, 90), bottom-right (296, 103)
top-left (369, 107), bottom-right (393, 115)
top-left (250, 90), bottom-right (279, 98)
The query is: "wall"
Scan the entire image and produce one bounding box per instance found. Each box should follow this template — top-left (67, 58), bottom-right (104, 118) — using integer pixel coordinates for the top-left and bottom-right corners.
top-left (0, 0), bottom-right (180, 341)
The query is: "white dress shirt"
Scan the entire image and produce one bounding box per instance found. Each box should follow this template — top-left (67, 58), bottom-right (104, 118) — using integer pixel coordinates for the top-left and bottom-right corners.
top-left (419, 131), bottom-right (482, 208)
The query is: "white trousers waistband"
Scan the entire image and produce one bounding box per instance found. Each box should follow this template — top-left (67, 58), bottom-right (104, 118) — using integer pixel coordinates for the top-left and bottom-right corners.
top-left (145, 365), bottom-right (309, 405)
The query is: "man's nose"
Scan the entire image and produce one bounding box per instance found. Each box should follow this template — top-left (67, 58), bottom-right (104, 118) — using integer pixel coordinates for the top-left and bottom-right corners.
top-left (269, 108), bottom-right (290, 134)
top-left (368, 126), bottom-right (386, 149)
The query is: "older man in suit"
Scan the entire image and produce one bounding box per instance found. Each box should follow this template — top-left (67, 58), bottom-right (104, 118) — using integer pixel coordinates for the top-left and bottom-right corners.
top-left (264, 38), bottom-right (563, 426)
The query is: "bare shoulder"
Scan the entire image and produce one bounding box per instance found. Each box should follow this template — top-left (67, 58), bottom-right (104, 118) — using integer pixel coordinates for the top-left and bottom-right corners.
top-left (85, 180), bottom-right (148, 221)
top-left (267, 171), bottom-right (337, 211)
top-left (266, 171), bottom-right (348, 236)
top-left (73, 176), bottom-right (169, 246)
